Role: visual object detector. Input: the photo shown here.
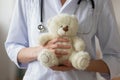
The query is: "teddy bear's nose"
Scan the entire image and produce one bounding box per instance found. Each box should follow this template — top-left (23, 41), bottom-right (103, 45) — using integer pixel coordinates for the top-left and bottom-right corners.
top-left (63, 26), bottom-right (68, 32)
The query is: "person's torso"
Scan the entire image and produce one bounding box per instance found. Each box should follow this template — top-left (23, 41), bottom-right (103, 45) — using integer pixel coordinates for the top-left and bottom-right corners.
top-left (22, 0), bottom-right (104, 80)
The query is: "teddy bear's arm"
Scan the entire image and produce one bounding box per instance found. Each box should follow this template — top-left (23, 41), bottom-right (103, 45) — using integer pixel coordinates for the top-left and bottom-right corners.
top-left (39, 33), bottom-right (53, 46)
top-left (72, 37), bottom-right (85, 51)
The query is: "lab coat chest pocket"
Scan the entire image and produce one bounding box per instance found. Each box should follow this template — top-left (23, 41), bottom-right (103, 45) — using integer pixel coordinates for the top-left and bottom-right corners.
top-left (77, 8), bottom-right (94, 34)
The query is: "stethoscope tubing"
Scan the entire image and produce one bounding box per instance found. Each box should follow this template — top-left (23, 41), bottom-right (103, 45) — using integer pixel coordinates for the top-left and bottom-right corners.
top-left (40, 0), bottom-right (43, 22)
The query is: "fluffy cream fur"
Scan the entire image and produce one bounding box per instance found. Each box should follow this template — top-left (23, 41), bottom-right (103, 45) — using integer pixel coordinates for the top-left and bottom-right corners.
top-left (37, 14), bottom-right (90, 70)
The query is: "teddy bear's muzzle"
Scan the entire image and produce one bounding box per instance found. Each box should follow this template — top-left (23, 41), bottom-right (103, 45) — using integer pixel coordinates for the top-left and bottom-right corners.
top-left (63, 26), bottom-right (68, 32)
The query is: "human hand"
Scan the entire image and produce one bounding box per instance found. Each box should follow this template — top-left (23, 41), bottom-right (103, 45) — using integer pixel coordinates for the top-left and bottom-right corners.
top-left (51, 60), bottom-right (75, 71)
top-left (43, 37), bottom-right (71, 58)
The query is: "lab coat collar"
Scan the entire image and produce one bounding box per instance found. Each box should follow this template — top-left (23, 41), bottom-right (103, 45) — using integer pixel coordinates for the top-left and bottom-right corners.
top-left (59, 0), bottom-right (79, 14)
top-left (59, 0), bottom-right (90, 14)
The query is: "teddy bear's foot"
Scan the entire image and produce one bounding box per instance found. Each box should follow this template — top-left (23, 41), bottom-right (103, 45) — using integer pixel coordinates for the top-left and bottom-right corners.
top-left (37, 49), bottom-right (59, 67)
top-left (70, 51), bottom-right (90, 70)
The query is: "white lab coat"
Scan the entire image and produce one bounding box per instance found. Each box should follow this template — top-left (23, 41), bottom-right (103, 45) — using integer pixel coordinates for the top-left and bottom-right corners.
top-left (5, 0), bottom-right (120, 80)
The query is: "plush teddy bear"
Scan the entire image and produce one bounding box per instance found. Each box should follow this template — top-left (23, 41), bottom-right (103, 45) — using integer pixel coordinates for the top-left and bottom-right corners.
top-left (37, 14), bottom-right (90, 70)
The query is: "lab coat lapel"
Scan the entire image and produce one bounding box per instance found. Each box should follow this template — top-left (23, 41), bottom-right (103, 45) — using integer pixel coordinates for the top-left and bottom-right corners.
top-left (59, 0), bottom-right (79, 14)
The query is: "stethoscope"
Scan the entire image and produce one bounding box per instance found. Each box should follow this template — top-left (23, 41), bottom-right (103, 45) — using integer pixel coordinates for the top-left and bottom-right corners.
top-left (38, 0), bottom-right (95, 32)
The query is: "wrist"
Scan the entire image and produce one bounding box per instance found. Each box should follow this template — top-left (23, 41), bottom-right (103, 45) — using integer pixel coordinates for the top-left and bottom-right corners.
top-left (86, 59), bottom-right (110, 73)
top-left (32, 46), bottom-right (44, 60)
top-left (18, 46), bottom-right (44, 64)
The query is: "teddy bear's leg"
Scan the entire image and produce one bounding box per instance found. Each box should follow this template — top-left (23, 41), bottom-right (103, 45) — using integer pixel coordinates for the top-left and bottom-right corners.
top-left (69, 51), bottom-right (90, 70)
top-left (37, 49), bottom-right (59, 67)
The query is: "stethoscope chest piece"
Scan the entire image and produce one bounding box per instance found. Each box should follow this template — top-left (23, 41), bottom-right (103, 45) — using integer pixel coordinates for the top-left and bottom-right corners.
top-left (38, 24), bottom-right (46, 32)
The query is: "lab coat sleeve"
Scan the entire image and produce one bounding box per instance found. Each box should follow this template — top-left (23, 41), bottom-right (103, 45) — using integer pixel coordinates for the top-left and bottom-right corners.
top-left (96, 0), bottom-right (120, 79)
top-left (5, 0), bottom-right (29, 69)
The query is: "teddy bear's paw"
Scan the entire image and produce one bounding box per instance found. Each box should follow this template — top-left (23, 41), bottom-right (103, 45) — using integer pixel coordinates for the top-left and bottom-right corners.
top-left (71, 51), bottom-right (90, 70)
top-left (37, 49), bottom-right (59, 67)
top-left (39, 34), bottom-right (51, 45)
top-left (74, 38), bottom-right (85, 51)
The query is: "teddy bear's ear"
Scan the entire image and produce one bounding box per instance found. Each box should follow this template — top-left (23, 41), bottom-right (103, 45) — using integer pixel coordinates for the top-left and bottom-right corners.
top-left (46, 18), bottom-right (53, 27)
top-left (71, 15), bottom-right (78, 23)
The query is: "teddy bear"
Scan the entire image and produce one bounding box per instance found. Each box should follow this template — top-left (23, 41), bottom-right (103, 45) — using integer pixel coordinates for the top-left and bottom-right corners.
top-left (37, 14), bottom-right (90, 70)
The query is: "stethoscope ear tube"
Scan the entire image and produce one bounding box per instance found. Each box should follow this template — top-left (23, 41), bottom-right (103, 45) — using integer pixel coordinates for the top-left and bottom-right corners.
top-left (77, 0), bottom-right (82, 4)
top-left (91, 0), bottom-right (95, 9)
top-left (78, 0), bottom-right (95, 9)
top-left (40, 0), bottom-right (43, 23)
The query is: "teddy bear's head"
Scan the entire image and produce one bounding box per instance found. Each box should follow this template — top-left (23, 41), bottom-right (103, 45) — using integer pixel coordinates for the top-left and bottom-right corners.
top-left (46, 14), bottom-right (79, 37)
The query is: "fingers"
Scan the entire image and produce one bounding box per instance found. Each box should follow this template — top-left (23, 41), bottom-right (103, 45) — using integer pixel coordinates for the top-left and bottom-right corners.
top-left (63, 60), bottom-right (73, 67)
top-left (50, 60), bottom-right (75, 71)
top-left (45, 37), bottom-right (71, 49)
top-left (44, 37), bottom-right (71, 58)
top-left (51, 44), bottom-right (71, 49)
top-left (54, 49), bottom-right (68, 55)
top-left (50, 49), bottom-right (68, 58)
top-left (52, 37), bottom-right (69, 44)
top-left (51, 65), bottom-right (74, 71)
